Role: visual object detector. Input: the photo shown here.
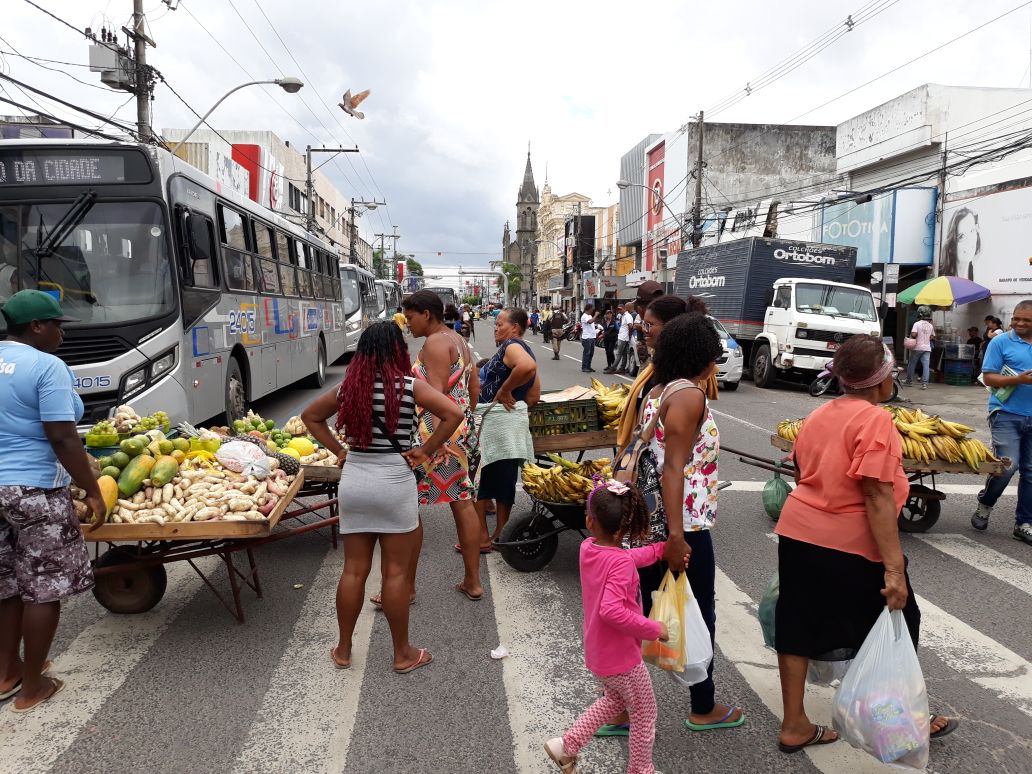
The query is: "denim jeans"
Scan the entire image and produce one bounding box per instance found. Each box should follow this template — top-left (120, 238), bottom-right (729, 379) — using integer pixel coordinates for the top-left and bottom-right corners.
top-left (978, 410), bottom-right (1032, 526)
top-left (906, 350), bottom-right (930, 383)
top-left (581, 338), bottom-right (595, 370)
top-left (613, 340), bottom-right (630, 372)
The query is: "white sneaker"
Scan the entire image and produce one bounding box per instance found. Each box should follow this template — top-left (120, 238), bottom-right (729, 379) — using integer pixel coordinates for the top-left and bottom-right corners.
top-left (544, 738), bottom-right (577, 772)
top-left (921, 383), bottom-right (927, 390)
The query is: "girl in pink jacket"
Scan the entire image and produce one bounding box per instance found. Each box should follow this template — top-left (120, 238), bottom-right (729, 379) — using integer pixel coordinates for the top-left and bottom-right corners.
top-left (545, 480), bottom-right (688, 774)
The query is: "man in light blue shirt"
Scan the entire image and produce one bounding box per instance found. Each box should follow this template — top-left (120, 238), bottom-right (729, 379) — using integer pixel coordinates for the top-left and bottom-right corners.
top-left (973, 300), bottom-right (1032, 544)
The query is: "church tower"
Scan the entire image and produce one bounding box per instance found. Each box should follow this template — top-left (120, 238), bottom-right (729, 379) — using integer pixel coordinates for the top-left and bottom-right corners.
top-left (515, 149), bottom-right (539, 303)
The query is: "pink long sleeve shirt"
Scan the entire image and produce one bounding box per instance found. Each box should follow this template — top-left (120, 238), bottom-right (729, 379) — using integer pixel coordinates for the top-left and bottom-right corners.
top-left (579, 538), bottom-right (666, 676)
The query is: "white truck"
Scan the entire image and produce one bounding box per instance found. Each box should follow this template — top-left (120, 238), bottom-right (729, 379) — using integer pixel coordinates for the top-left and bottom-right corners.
top-left (674, 238), bottom-right (880, 387)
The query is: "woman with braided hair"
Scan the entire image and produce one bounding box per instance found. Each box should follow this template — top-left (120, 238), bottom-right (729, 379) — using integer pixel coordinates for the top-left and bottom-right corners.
top-left (302, 322), bottom-right (463, 674)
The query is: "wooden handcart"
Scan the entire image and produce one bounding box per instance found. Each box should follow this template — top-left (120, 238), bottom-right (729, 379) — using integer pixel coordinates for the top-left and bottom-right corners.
top-left (82, 468), bottom-right (343, 622)
top-left (730, 436), bottom-right (1009, 533)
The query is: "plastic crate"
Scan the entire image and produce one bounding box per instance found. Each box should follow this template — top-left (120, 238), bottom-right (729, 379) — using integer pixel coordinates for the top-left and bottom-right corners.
top-left (943, 359), bottom-right (973, 375)
top-left (944, 373), bottom-right (973, 386)
top-left (529, 398), bottom-right (599, 438)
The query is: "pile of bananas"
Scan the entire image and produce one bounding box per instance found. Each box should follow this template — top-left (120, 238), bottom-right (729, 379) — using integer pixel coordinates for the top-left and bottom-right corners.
top-left (777, 408), bottom-right (995, 472)
top-left (887, 406), bottom-right (994, 471)
top-left (592, 379), bottom-right (629, 430)
top-left (522, 454), bottom-right (613, 504)
top-left (777, 419), bottom-right (802, 442)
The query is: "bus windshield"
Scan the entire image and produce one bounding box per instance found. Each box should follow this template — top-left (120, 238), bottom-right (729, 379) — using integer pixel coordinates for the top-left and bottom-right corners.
top-left (340, 268), bottom-right (361, 317)
top-left (0, 201), bottom-right (174, 329)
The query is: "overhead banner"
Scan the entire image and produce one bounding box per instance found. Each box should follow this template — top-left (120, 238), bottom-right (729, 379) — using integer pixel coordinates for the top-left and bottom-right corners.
top-left (942, 180), bottom-right (1032, 294)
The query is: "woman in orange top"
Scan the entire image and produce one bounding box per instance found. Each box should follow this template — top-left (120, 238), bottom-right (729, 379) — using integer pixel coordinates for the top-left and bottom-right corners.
top-left (773, 335), bottom-right (958, 754)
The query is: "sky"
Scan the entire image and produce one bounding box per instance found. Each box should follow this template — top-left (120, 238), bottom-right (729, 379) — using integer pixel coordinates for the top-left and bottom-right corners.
top-left (3, 0), bottom-right (1032, 283)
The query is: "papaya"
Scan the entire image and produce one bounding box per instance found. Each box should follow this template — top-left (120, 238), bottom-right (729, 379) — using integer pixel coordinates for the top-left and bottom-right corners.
top-left (101, 465), bottom-right (122, 479)
top-left (98, 455), bottom-right (114, 469)
top-left (170, 449), bottom-right (186, 464)
top-left (150, 455), bottom-right (180, 487)
top-left (119, 437), bottom-right (147, 458)
top-left (117, 455), bottom-right (155, 497)
top-left (97, 475), bottom-right (119, 517)
top-left (110, 451), bottom-right (131, 469)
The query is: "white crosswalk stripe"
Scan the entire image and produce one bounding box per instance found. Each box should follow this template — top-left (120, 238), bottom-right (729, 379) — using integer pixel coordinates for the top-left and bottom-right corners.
top-left (0, 559), bottom-right (216, 773)
top-left (915, 533), bottom-right (1032, 594)
top-left (766, 532), bottom-right (1032, 719)
top-left (231, 549), bottom-right (380, 774)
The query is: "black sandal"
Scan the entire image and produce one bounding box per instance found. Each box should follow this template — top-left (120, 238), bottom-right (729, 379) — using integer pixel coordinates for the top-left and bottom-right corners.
top-left (778, 724), bottom-right (838, 754)
top-left (930, 715), bottom-right (959, 740)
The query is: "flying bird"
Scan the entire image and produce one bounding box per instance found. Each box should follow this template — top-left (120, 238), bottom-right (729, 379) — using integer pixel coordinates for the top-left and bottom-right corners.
top-left (339, 89), bottom-right (370, 119)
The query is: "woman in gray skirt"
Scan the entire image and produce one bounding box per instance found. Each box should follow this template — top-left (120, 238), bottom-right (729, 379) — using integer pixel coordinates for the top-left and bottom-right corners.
top-left (303, 322), bottom-right (463, 674)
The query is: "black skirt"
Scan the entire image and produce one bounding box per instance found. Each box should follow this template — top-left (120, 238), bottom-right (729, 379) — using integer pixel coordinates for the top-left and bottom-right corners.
top-left (775, 535), bottom-right (921, 661)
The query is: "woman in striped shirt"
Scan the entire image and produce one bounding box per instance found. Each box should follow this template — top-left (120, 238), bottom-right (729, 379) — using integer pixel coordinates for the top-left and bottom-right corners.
top-left (303, 322), bottom-right (463, 674)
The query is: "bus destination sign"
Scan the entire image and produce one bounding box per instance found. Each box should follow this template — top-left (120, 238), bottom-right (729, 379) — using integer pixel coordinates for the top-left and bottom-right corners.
top-left (0, 149), bottom-right (142, 186)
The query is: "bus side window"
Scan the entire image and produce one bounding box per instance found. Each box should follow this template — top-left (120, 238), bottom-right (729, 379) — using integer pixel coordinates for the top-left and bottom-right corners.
top-left (275, 229), bottom-right (297, 296)
top-left (295, 239), bottom-right (313, 298)
top-left (252, 222), bottom-right (280, 294)
top-left (186, 214), bottom-right (219, 289)
top-left (218, 205), bottom-right (255, 292)
top-left (313, 251), bottom-right (327, 299)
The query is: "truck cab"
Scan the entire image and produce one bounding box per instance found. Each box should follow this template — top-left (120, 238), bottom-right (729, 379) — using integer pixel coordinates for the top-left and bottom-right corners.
top-left (752, 278), bottom-right (881, 388)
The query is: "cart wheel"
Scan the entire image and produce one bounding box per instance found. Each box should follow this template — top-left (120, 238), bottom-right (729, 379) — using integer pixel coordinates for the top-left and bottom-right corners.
top-left (496, 511), bottom-right (559, 572)
top-left (898, 495), bottom-right (941, 533)
top-left (92, 548), bottom-right (168, 614)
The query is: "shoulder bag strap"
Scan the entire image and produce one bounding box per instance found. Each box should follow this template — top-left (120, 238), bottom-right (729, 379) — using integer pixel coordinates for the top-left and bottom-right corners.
top-left (637, 380), bottom-right (705, 445)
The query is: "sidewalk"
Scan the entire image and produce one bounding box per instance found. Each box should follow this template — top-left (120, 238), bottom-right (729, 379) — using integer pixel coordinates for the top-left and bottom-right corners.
top-left (897, 380), bottom-right (991, 427)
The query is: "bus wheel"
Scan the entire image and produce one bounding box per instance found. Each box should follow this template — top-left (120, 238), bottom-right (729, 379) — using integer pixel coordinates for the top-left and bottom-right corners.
top-left (225, 357), bottom-right (247, 422)
top-left (306, 340), bottom-right (327, 388)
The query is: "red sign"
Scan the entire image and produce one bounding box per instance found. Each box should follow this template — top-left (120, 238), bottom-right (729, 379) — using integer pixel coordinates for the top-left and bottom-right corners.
top-left (396, 261), bottom-right (405, 283)
top-left (644, 141), bottom-right (666, 273)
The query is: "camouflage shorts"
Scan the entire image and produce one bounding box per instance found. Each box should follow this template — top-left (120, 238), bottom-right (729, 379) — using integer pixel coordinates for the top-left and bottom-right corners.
top-left (0, 485), bottom-right (94, 604)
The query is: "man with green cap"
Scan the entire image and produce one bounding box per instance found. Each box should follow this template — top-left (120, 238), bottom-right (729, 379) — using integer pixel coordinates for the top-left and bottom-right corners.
top-left (0, 290), bottom-right (104, 713)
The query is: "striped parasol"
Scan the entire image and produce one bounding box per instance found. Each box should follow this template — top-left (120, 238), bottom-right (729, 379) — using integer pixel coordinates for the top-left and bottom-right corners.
top-left (896, 276), bottom-right (991, 306)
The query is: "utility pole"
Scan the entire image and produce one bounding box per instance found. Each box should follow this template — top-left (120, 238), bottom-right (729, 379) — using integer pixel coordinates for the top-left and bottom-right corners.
top-left (346, 198), bottom-right (384, 267)
top-left (131, 0), bottom-right (151, 142)
top-left (390, 226), bottom-right (400, 281)
top-left (690, 110), bottom-right (705, 249)
top-left (305, 146), bottom-right (359, 233)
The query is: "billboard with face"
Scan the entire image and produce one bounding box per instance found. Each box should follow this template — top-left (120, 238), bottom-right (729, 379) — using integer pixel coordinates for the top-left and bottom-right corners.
top-left (941, 181), bottom-right (1032, 294)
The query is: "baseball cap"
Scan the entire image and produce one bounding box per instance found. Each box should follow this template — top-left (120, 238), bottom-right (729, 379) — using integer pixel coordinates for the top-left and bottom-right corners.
top-left (635, 280), bottom-right (664, 302)
top-left (1, 289), bottom-right (78, 325)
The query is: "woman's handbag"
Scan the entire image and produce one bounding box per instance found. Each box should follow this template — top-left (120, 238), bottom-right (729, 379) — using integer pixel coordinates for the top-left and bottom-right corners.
top-left (903, 336), bottom-right (918, 350)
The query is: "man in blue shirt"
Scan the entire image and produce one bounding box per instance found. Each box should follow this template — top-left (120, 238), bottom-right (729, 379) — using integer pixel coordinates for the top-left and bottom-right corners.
top-left (0, 290), bottom-right (103, 712)
top-left (973, 300), bottom-right (1032, 544)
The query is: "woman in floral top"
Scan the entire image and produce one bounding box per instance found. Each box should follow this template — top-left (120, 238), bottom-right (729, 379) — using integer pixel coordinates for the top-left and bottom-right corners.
top-left (604, 311), bottom-right (743, 738)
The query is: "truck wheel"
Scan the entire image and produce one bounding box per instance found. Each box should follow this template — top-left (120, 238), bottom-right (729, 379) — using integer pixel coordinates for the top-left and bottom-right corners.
top-left (753, 344), bottom-right (776, 388)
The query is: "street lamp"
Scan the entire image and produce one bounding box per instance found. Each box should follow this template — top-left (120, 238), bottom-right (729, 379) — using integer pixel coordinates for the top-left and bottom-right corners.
top-left (169, 77), bottom-right (304, 153)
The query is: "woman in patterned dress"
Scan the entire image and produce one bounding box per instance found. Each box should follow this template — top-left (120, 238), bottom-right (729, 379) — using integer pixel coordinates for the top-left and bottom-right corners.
top-left (401, 290), bottom-right (485, 601)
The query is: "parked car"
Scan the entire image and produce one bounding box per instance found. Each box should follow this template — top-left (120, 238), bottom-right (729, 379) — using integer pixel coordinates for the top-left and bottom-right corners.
top-left (709, 316), bottom-right (743, 391)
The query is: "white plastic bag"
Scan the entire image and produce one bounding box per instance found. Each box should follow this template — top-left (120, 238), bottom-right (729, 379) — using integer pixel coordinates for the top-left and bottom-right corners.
top-left (215, 441), bottom-right (272, 478)
top-left (832, 608), bottom-right (930, 770)
top-left (667, 579), bottom-right (713, 687)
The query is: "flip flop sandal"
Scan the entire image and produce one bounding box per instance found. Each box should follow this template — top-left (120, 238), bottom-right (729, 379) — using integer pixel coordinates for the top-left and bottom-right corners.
top-left (455, 583), bottom-right (483, 601)
top-left (9, 677), bottom-right (65, 714)
top-left (394, 648), bottom-right (433, 674)
top-left (454, 543), bottom-right (494, 554)
top-left (777, 724), bottom-right (838, 754)
top-left (685, 706), bottom-right (746, 732)
top-left (930, 715), bottom-right (960, 739)
top-left (594, 723), bottom-right (630, 737)
top-left (330, 647), bottom-right (351, 670)
top-left (369, 595), bottom-right (416, 609)
top-left (0, 660), bottom-right (55, 701)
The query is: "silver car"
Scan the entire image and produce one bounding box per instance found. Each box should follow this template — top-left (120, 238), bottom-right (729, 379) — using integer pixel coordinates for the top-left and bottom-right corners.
top-left (709, 316), bottom-right (743, 391)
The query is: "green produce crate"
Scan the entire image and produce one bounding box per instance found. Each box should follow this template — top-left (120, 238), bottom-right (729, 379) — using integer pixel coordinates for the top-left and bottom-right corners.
top-left (529, 398), bottom-right (599, 438)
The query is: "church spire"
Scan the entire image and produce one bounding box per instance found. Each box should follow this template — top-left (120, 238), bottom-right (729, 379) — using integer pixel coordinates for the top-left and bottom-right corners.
top-left (518, 147), bottom-right (539, 204)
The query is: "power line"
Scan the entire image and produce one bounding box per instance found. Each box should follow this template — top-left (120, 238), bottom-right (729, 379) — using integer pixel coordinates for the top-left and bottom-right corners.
top-left (0, 37), bottom-right (113, 93)
top-left (0, 93), bottom-right (125, 141)
top-left (0, 71), bottom-right (140, 134)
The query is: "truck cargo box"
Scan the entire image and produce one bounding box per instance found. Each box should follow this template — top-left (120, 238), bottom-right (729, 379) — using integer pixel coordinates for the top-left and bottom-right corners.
top-left (674, 238), bottom-right (858, 341)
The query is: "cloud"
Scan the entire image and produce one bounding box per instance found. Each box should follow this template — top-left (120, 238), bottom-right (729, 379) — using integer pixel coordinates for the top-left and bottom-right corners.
top-left (4, 0), bottom-right (1032, 273)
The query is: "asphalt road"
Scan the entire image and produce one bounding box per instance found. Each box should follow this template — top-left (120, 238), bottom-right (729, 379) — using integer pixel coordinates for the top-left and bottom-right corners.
top-left (3, 320), bottom-right (1031, 774)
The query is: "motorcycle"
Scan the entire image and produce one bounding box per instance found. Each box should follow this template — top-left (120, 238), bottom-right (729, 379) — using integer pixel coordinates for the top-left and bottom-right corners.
top-left (563, 320), bottom-right (581, 341)
top-left (809, 360), bottom-right (904, 402)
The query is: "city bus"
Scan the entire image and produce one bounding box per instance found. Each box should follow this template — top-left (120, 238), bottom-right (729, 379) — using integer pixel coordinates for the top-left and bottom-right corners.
top-left (424, 285), bottom-right (457, 309)
top-left (0, 139), bottom-right (347, 426)
top-left (375, 279), bottom-right (402, 319)
top-left (340, 262), bottom-right (378, 352)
